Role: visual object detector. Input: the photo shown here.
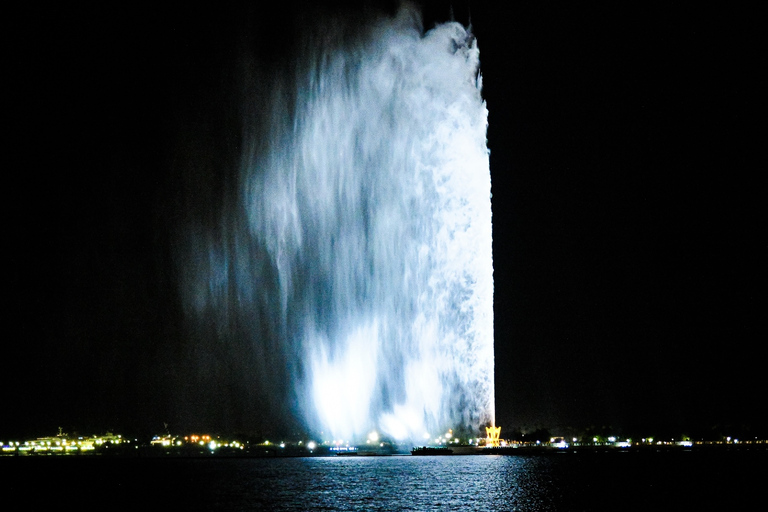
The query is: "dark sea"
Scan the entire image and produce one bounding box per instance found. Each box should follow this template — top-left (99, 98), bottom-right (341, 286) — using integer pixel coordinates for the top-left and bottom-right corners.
top-left (5, 451), bottom-right (763, 511)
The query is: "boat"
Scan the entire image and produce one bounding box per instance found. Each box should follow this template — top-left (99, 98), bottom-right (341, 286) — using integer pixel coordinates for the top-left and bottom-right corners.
top-left (410, 446), bottom-right (453, 455)
top-left (336, 450), bottom-right (390, 457)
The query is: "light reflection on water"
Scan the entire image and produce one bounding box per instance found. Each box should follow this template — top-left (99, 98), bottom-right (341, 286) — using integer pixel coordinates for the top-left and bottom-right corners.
top-left (183, 452), bottom-right (764, 511)
top-left (6, 451), bottom-right (763, 510)
top-left (208, 456), bottom-right (558, 511)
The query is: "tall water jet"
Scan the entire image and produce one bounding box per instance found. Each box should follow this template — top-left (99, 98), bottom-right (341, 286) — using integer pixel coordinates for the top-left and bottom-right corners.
top-left (178, 5), bottom-right (493, 442)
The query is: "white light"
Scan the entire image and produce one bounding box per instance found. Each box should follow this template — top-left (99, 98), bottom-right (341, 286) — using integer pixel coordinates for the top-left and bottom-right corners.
top-left (307, 441), bottom-right (316, 450)
top-left (234, 4), bottom-right (494, 442)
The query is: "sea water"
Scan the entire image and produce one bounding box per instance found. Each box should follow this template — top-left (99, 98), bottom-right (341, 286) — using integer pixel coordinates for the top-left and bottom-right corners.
top-left (6, 452), bottom-right (763, 511)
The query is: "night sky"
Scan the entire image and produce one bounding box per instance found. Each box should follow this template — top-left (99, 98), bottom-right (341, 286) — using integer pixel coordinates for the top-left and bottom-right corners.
top-left (5, 2), bottom-right (763, 440)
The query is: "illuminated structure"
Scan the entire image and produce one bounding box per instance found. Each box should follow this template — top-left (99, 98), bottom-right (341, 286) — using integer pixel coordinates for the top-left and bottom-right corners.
top-left (150, 435), bottom-right (178, 447)
top-left (486, 426), bottom-right (501, 447)
top-left (150, 434), bottom-right (244, 451)
top-left (1, 430), bottom-right (126, 454)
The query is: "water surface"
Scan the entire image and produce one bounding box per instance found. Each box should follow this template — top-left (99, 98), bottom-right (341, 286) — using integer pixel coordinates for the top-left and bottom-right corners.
top-left (6, 452), bottom-right (763, 511)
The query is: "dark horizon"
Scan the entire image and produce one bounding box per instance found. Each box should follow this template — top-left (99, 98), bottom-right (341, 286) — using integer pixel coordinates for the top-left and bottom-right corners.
top-left (5, 2), bottom-right (763, 441)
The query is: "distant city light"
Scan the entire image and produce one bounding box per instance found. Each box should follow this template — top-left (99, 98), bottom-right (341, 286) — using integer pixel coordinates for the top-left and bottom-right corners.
top-left (4, 426), bottom-right (764, 459)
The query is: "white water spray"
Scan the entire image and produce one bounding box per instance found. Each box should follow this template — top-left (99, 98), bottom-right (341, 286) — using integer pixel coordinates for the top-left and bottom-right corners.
top-left (182, 5), bottom-right (493, 442)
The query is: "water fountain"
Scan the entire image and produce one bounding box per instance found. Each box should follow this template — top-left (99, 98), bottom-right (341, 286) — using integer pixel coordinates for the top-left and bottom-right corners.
top-left (181, 4), bottom-right (493, 443)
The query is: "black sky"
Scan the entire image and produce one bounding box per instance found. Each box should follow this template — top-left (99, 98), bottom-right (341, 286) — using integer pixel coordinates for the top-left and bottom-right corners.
top-left (5, 2), bottom-right (764, 440)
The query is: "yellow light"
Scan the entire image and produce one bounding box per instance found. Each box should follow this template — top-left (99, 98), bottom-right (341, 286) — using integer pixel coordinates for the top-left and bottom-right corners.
top-left (486, 426), bottom-right (501, 447)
